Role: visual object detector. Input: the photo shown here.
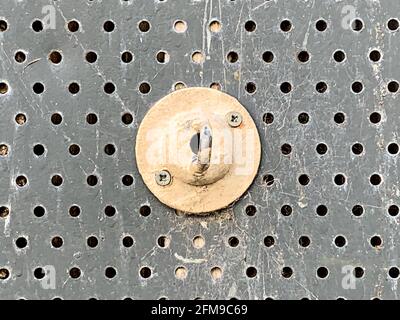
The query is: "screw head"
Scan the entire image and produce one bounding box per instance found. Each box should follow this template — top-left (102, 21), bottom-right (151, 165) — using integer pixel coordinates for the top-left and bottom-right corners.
top-left (155, 170), bottom-right (172, 186)
top-left (226, 111), bottom-right (243, 127)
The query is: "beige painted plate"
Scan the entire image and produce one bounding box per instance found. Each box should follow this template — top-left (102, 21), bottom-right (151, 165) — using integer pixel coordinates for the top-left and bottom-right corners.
top-left (136, 88), bottom-right (261, 214)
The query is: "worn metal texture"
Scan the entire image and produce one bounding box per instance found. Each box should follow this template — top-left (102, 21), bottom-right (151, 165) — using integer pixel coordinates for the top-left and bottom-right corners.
top-left (1, 0), bottom-right (400, 300)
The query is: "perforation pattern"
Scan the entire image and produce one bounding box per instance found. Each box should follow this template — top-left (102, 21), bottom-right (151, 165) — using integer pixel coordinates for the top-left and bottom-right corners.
top-left (1, 0), bottom-right (400, 300)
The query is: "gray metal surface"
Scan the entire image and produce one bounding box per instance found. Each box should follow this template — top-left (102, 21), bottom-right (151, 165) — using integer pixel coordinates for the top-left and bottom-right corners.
top-left (1, 0), bottom-right (400, 300)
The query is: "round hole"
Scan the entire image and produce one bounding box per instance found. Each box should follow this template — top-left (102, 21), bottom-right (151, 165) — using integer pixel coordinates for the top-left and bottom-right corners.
top-left (369, 112), bottom-right (381, 124)
top-left (354, 267), bottom-right (364, 278)
top-left (122, 175), bottom-right (134, 186)
top-left (352, 143), bottom-right (364, 155)
top-left (173, 20), bottom-right (187, 33)
top-left (69, 205), bottom-right (81, 218)
top-left (227, 51), bottom-right (239, 63)
top-left (0, 206), bottom-right (10, 218)
top-left (299, 236), bottom-right (311, 248)
top-left (352, 81), bottom-right (363, 93)
top-left (315, 19), bottom-right (327, 31)
top-left (388, 18), bottom-right (399, 31)
top-left (175, 266), bottom-right (188, 280)
top-left (122, 236), bottom-right (134, 248)
top-left (68, 82), bottom-right (80, 94)
top-left (156, 51), bottom-right (170, 64)
top-left (33, 144), bottom-right (45, 156)
top-left (34, 267), bottom-right (45, 279)
top-left (244, 20), bottom-right (256, 32)
top-left (0, 144), bottom-right (9, 157)
top-left (281, 205), bottom-right (292, 217)
top-left (49, 51), bottom-right (62, 64)
top-left (103, 20), bottom-right (115, 32)
top-left (87, 175), bottom-right (98, 187)
top-left (228, 236), bottom-right (239, 248)
top-left (298, 174), bottom-right (310, 186)
top-left (281, 143), bottom-right (292, 155)
top-left (209, 20), bottom-right (221, 33)
top-left (316, 143), bottom-right (328, 155)
top-left (87, 236), bottom-right (98, 248)
top-left (388, 81), bottom-right (399, 93)
top-left (67, 20), bottom-right (79, 32)
top-left (139, 82), bottom-right (151, 94)
top-left (51, 113), bottom-right (63, 125)
top-left (351, 19), bottom-right (364, 31)
top-left (264, 236), bottom-right (275, 247)
top-left (210, 82), bottom-right (221, 90)
top-left (15, 51), bottom-right (26, 63)
top-left (316, 205), bottom-right (328, 217)
top-left (389, 267), bottom-right (400, 278)
top-left (262, 51), bottom-right (274, 63)
top-left (263, 174), bottom-right (274, 186)
top-left (339, 111), bottom-right (353, 128)
top-left (334, 235), bottom-right (347, 248)
top-left (15, 237), bottom-right (28, 249)
top-left (16, 175), bottom-right (27, 188)
top-left (0, 20), bottom-right (8, 32)
top-left (280, 20), bottom-right (292, 32)
top-left (104, 205), bottom-right (116, 217)
top-left (297, 51), bottom-right (310, 63)
top-left (15, 113), bottom-right (27, 125)
top-left (298, 112), bottom-right (310, 124)
top-left (246, 266), bottom-right (257, 278)
top-left (192, 235), bottom-right (205, 249)
top-left (370, 235), bottom-right (382, 248)
top-left (69, 144), bottom-right (80, 156)
top-left (352, 205), bottom-right (364, 217)
top-left (334, 174), bottom-right (346, 186)
top-left (140, 267), bottom-right (152, 279)
top-left (33, 206), bottom-right (45, 218)
top-left (282, 267), bottom-right (293, 279)
top-left (69, 267), bottom-right (81, 279)
top-left (388, 205), bottom-right (399, 217)
top-left (32, 20), bottom-right (44, 32)
top-left (157, 236), bottom-right (170, 248)
top-left (369, 50), bottom-right (381, 62)
top-left (104, 82), bottom-right (116, 94)
top-left (317, 267), bottom-right (329, 279)
top-left (51, 236), bottom-right (63, 248)
top-left (370, 174), bottom-right (382, 186)
top-left (245, 205), bottom-right (257, 216)
top-left (211, 267), bottom-right (223, 280)
top-left (105, 267), bottom-right (117, 279)
top-left (86, 51), bottom-right (98, 63)
top-left (245, 82), bottom-right (257, 94)
top-left (86, 113), bottom-right (98, 125)
top-left (33, 82), bottom-right (44, 94)
top-left (0, 82), bottom-right (9, 95)
top-left (51, 175), bottom-right (63, 187)
top-left (0, 268), bottom-right (10, 280)
top-left (388, 143), bottom-right (399, 155)
top-left (104, 144), bottom-right (116, 156)
top-left (122, 113), bottom-right (134, 125)
top-left (138, 20), bottom-right (150, 32)
top-left (280, 82), bottom-right (292, 94)
top-left (333, 50), bottom-right (346, 63)
top-left (139, 205), bottom-right (151, 217)
top-left (174, 82), bottom-right (186, 90)
top-left (263, 113), bottom-right (274, 124)
top-left (121, 51), bottom-right (133, 63)
top-left (316, 82), bottom-right (328, 93)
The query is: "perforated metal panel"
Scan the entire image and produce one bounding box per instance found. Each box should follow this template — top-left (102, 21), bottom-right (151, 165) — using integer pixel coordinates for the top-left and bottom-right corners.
top-left (1, 0), bottom-right (400, 300)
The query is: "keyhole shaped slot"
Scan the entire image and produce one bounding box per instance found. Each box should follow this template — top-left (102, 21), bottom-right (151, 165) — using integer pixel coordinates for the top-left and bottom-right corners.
top-left (190, 132), bottom-right (201, 154)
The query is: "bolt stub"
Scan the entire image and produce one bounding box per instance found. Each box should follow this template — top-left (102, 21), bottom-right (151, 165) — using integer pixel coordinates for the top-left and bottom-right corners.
top-left (155, 170), bottom-right (172, 186)
top-left (226, 111), bottom-right (243, 127)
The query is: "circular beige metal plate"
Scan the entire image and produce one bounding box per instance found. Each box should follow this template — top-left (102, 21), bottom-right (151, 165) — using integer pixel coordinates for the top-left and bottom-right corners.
top-left (136, 88), bottom-right (261, 214)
